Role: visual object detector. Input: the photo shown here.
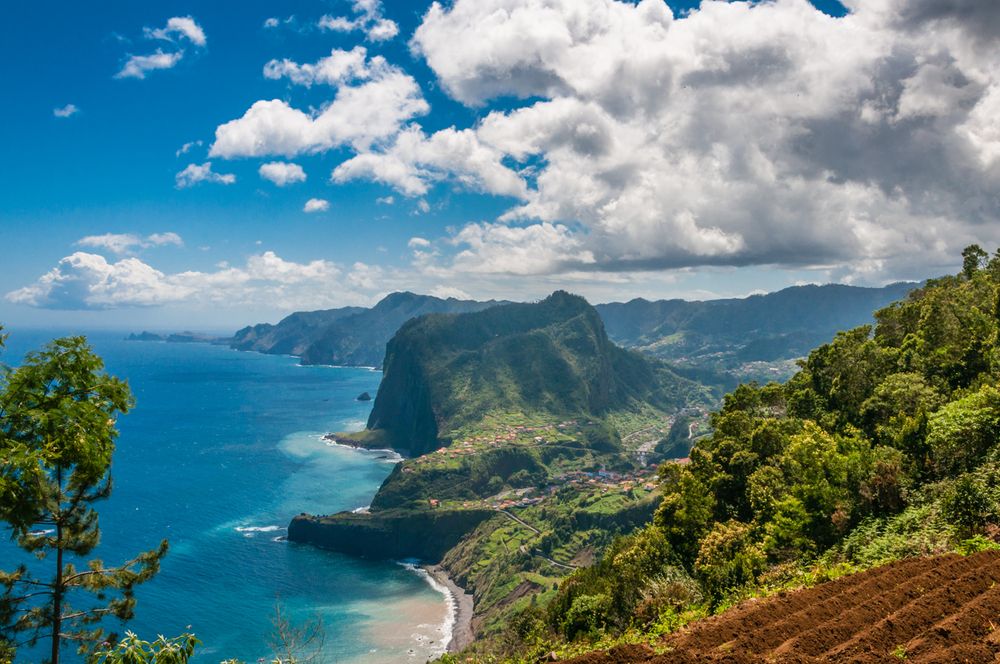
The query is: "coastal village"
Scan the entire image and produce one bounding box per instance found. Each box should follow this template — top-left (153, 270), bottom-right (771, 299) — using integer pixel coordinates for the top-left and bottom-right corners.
top-left (401, 415), bottom-right (700, 513)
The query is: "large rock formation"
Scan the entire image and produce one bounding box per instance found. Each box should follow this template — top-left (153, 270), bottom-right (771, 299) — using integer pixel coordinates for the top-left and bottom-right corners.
top-left (287, 508), bottom-right (493, 561)
top-left (365, 291), bottom-right (701, 456)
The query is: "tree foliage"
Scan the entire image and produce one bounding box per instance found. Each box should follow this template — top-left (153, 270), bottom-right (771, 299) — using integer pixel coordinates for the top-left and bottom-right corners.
top-left (0, 335), bottom-right (166, 663)
top-left (529, 246), bottom-right (1000, 646)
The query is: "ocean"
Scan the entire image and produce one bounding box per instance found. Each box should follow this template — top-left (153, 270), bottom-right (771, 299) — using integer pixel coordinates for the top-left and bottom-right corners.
top-left (0, 330), bottom-right (451, 663)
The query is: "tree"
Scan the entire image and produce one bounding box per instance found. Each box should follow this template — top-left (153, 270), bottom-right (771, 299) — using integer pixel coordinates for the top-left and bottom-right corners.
top-left (268, 603), bottom-right (325, 664)
top-left (0, 335), bottom-right (167, 663)
top-left (962, 244), bottom-right (987, 279)
top-left (694, 520), bottom-right (765, 601)
top-left (926, 385), bottom-right (1000, 476)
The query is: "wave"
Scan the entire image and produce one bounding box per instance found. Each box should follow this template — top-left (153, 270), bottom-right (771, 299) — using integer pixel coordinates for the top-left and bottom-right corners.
top-left (396, 561), bottom-right (455, 656)
top-left (235, 525), bottom-right (285, 538)
top-left (321, 436), bottom-right (403, 463)
top-left (28, 529), bottom-right (55, 536)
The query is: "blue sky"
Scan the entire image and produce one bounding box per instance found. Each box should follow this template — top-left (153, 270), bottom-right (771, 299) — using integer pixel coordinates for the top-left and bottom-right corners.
top-left (1, 0), bottom-right (996, 331)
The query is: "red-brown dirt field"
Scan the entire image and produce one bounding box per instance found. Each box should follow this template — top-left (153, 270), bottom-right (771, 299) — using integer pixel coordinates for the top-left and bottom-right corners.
top-left (567, 550), bottom-right (1000, 663)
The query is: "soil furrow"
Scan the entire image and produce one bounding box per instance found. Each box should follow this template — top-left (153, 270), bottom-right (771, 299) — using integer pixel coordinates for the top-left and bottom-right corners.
top-left (735, 555), bottom-right (970, 655)
top-left (669, 556), bottom-right (932, 654)
top-left (818, 552), bottom-right (1000, 660)
top-left (564, 552), bottom-right (1000, 664)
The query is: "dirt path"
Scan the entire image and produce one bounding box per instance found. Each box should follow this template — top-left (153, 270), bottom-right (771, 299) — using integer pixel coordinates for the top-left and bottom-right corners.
top-left (566, 550), bottom-right (1000, 663)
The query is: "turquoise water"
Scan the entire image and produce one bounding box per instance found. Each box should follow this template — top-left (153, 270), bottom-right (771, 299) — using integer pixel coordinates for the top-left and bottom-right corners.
top-left (0, 331), bottom-right (450, 663)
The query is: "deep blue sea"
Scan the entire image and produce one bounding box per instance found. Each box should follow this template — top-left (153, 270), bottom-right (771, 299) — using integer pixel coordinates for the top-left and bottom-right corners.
top-left (0, 330), bottom-right (451, 663)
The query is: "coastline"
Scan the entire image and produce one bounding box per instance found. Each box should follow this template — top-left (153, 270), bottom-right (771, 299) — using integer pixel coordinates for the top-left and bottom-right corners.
top-left (317, 437), bottom-right (473, 653)
top-left (423, 564), bottom-right (475, 653)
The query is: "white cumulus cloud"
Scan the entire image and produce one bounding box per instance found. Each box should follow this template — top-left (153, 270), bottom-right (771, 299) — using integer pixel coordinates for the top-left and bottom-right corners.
top-left (333, 125), bottom-right (528, 198)
top-left (76, 232), bottom-right (183, 255)
top-left (319, 0), bottom-right (399, 42)
top-left (259, 161), bottom-right (307, 186)
top-left (145, 16), bottom-right (207, 46)
top-left (263, 47), bottom-right (370, 88)
top-left (5, 253), bottom-right (192, 310)
top-left (303, 198), bottom-right (330, 213)
top-left (210, 68), bottom-right (427, 158)
top-left (116, 16), bottom-right (205, 80)
top-left (115, 49), bottom-right (184, 79)
top-left (175, 140), bottom-right (203, 157)
top-left (358, 0), bottom-right (1000, 281)
top-left (175, 162), bottom-right (236, 188)
top-left (5, 251), bottom-right (361, 311)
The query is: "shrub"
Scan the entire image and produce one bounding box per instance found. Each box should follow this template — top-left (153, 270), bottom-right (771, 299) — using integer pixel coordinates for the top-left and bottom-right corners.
top-left (561, 593), bottom-right (612, 640)
top-left (695, 520), bottom-right (766, 601)
top-left (634, 567), bottom-right (704, 625)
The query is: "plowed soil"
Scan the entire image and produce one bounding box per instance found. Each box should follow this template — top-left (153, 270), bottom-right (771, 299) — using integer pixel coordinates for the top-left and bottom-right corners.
top-left (567, 551), bottom-right (1000, 663)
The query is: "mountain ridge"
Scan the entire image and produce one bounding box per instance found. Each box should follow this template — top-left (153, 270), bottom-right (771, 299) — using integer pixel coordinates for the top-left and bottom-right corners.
top-left (224, 283), bottom-right (918, 388)
top-left (230, 292), bottom-right (509, 367)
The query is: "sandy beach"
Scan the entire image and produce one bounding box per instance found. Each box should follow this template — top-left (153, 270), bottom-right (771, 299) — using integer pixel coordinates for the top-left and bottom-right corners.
top-left (424, 564), bottom-right (475, 652)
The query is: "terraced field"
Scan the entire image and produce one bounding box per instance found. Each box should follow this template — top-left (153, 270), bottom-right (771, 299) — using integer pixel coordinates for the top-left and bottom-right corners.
top-left (570, 551), bottom-right (1000, 663)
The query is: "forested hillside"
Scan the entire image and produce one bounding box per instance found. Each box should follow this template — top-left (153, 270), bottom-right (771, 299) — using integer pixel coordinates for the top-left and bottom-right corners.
top-left (457, 247), bottom-right (1000, 662)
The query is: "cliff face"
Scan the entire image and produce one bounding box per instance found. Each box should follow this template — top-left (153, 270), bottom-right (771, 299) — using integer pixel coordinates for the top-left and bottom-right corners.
top-left (287, 508), bottom-right (493, 561)
top-left (366, 291), bottom-right (700, 456)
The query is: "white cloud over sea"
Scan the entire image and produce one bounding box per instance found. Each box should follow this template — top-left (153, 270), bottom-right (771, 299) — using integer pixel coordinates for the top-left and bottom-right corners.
top-left (4, 251), bottom-right (379, 311)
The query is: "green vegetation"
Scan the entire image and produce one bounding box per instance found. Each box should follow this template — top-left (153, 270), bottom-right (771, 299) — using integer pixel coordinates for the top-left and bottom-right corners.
top-left (93, 633), bottom-right (199, 664)
top-left (595, 282), bottom-right (916, 386)
top-left (454, 247), bottom-right (1000, 662)
top-left (368, 291), bottom-right (710, 456)
top-left (292, 293), bottom-right (716, 650)
top-left (0, 335), bottom-right (169, 664)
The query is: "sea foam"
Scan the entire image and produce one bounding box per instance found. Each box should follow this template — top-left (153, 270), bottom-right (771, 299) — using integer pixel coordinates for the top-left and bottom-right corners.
top-left (397, 561), bottom-right (456, 656)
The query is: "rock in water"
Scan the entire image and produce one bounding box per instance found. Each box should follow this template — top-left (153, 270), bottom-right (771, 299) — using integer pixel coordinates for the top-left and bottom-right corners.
top-left (356, 391), bottom-right (372, 401)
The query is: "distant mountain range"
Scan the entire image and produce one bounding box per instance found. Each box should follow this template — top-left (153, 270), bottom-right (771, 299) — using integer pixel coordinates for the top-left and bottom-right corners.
top-left (218, 282), bottom-right (917, 377)
top-left (595, 281), bottom-right (917, 361)
top-left (229, 292), bottom-right (508, 367)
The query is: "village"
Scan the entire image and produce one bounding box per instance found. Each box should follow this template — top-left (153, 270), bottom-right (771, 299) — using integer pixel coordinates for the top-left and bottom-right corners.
top-left (404, 415), bottom-right (695, 513)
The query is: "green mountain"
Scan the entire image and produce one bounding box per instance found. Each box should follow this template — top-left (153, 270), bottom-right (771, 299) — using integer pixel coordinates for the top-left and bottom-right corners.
top-left (230, 292), bottom-right (505, 366)
top-left (365, 291), bottom-right (705, 456)
top-left (229, 284), bottom-right (915, 382)
top-left (595, 281), bottom-right (916, 364)
top-left (288, 269), bottom-right (988, 660)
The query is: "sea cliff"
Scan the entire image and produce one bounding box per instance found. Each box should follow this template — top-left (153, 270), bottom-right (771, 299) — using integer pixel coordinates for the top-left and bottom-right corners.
top-left (287, 508), bottom-right (494, 561)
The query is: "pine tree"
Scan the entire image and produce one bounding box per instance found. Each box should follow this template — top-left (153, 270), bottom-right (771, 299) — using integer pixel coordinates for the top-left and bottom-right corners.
top-left (0, 335), bottom-right (167, 664)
